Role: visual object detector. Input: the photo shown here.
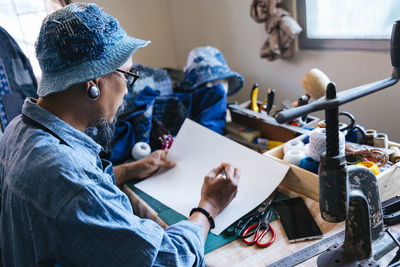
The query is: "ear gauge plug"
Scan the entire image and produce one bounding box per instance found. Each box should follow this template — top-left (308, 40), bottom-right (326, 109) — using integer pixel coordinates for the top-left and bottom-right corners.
top-left (88, 85), bottom-right (100, 99)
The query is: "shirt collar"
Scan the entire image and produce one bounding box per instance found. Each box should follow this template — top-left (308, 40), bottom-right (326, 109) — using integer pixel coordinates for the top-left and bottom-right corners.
top-left (22, 98), bottom-right (103, 155)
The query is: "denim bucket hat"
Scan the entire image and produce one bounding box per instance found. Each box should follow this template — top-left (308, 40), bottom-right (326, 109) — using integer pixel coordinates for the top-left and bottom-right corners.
top-left (180, 46), bottom-right (244, 96)
top-left (35, 3), bottom-right (151, 97)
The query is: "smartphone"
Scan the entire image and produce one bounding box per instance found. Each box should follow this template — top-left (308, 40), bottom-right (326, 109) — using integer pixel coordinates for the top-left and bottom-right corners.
top-left (273, 197), bottom-right (323, 242)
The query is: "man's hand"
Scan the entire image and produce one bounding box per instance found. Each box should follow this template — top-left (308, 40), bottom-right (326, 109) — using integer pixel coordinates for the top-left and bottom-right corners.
top-left (113, 150), bottom-right (175, 187)
top-left (198, 162), bottom-right (240, 218)
top-left (132, 150), bottom-right (176, 179)
top-left (189, 162), bottom-right (240, 239)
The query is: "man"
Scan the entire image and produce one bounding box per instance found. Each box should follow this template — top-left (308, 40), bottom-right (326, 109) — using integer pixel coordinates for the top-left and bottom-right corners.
top-left (0, 3), bottom-right (240, 266)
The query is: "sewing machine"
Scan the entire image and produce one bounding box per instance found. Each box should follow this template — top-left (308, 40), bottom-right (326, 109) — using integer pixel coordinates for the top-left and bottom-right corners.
top-left (275, 21), bottom-right (400, 266)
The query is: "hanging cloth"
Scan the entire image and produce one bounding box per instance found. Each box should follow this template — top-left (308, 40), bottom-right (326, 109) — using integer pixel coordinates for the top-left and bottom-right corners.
top-left (250, 0), bottom-right (302, 61)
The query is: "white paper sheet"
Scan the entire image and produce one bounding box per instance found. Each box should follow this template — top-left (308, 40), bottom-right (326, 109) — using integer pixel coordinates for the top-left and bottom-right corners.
top-left (135, 119), bottom-right (289, 235)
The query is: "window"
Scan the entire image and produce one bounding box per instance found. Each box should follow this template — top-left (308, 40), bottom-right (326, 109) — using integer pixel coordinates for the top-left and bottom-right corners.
top-left (297, 0), bottom-right (400, 51)
top-left (0, 0), bottom-right (67, 76)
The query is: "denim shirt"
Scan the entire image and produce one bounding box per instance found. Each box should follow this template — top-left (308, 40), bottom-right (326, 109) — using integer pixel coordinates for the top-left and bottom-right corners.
top-left (0, 98), bottom-right (205, 267)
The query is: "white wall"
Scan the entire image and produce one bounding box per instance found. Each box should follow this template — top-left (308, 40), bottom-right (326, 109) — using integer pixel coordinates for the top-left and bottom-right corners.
top-left (168, 0), bottom-right (400, 142)
top-left (75, 0), bottom-right (400, 142)
top-left (74, 0), bottom-right (177, 68)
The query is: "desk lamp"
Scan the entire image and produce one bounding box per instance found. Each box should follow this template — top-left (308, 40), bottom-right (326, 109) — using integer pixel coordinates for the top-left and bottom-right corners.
top-left (275, 21), bottom-right (400, 266)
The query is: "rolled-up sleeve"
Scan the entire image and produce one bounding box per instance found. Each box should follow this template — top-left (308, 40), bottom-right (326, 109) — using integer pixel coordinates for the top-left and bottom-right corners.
top-left (55, 183), bottom-right (205, 267)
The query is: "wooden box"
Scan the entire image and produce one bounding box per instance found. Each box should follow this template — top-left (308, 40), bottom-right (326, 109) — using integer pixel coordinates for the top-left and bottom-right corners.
top-left (229, 103), bottom-right (400, 202)
top-left (265, 139), bottom-right (400, 202)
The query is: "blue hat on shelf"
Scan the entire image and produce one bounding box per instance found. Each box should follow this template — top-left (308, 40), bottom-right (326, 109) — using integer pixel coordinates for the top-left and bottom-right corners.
top-left (180, 46), bottom-right (244, 96)
top-left (35, 3), bottom-right (151, 97)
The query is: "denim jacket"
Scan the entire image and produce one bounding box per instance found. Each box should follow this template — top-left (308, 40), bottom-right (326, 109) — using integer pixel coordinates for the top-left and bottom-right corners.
top-left (0, 98), bottom-right (204, 266)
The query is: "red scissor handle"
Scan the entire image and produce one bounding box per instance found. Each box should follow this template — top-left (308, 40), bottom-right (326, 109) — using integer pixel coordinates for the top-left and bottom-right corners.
top-left (241, 223), bottom-right (260, 246)
top-left (256, 223), bottom-right (276, 248)
top-left (241, 223), bottom-right (276, 248)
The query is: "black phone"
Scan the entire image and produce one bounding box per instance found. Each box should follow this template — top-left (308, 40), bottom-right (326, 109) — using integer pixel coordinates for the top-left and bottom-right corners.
top-left (273, 197), bottom-right (323, 242)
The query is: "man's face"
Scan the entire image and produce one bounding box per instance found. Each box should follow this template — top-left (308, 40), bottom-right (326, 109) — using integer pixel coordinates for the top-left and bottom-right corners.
top-left (85, 58), bottom-right (133, 152)
top-left (98, 58), bottom-right (132, 123)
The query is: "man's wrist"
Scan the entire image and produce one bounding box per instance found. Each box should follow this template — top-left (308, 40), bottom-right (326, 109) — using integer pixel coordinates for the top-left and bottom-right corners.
top-left (190, 207), bottom-right (215, 229)
top-left (113, 164), bottom-right (128, 186)
top-left (198, 200), bottom-right (219, 218)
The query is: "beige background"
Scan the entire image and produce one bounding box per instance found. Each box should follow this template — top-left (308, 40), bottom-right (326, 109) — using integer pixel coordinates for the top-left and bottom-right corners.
top-left (75, 0), bottom-right (400, 142)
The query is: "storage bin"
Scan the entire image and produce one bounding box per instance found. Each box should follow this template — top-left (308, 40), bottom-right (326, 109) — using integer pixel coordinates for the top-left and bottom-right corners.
top-left (265, 138), bottom-right (400, 202)
top-left (229, 102), bottom-right (400, 202)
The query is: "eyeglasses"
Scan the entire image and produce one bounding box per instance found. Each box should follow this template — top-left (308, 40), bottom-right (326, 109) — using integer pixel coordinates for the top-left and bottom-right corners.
top-left (116, 68), bottom-right (140, 87)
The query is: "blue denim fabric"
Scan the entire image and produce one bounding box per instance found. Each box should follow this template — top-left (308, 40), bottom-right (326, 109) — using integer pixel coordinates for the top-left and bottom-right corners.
top-left (110, 84), bottom-right (227, 164)
top-left (179, 46), bottom-right (244, 96)
top-left (0, 26), bottom-right (38, 129)
top-left (0, 27), bottom-right (37, 98)
top-left (0, 59), bottom-right (12, 130)
top-left (0, 98), bottom-right (205, 266)
top-left (35, 3), bottom-right (150, 97)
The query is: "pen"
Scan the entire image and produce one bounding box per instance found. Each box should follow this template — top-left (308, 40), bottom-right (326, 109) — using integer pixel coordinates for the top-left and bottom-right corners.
top-left (220, 168), bottom-right (227, 179)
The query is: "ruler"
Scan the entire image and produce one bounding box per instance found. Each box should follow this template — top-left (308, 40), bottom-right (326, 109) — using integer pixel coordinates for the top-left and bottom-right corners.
top-left (266, 230), bottom-right (345, 267)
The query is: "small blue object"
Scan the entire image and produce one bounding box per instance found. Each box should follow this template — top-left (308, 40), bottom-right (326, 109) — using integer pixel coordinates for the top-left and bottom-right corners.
top-left (302, 135), bottom-right (310, 144)
top-left (299, 156), bottom-right (319, 174)
top-left (345, 126), bottom-right (365, 144)
top-left (303, 126), bottom-right (315, 131)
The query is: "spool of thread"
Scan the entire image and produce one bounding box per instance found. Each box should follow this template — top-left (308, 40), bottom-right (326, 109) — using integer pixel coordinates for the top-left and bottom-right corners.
top-left (299, 156), bottom-right (319, 174)
top-left (389, 146), bottom-right (400, 163)
top-left (357, 161), bottom-right (380, 175)
top-left (364, 129), bottom-right (377, 146)
top-left (303, 143), bottom-right (311, 157)
top-left (283, 139), bottom-right (304, 154)
top-left (283, 149), bottom-right (306, 166)
top-left (131, 142), bottom-right (151, 160)
top-left (308, 127), bottom-right (346, 162)
top-left (373, 133), bottom-right (388, 149)
top-left (319, 120), bottom-right (347, 134)
top-left (301, 68), bottom-right (329, 100)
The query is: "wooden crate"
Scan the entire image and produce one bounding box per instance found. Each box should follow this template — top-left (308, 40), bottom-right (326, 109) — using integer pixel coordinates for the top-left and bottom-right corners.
top-left (229, 103), bottom-right (400, 202)
top-left (264, 137), bottom-right (400, 202)
top-left (229, 101), bottom-right (319, 143)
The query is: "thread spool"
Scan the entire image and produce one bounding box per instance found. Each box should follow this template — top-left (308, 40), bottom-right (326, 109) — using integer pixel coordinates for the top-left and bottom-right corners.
top-left (319, 120), bottom-right (347, 133)
top-left (299, 156), bottom-right (319, 174)
top-left (131, 142), bottom-right (151, 160)
top-left (357, 161), bottom-right (380, 175)
top-left (389, 146), bottom-right (400, 163)
top-left (308, 127), bottom-right (346, 162)
top-left (283, 149), bottom-right (306, 166)
top-left (301, 68), bottom-right (329, 100)
top-left (365, 129), bottom-right (377, 146)
top-left (303, 143), bottom-right (311, 157)
top-left (373, 133), bottom-right (388, 149)
top-left (283, 139), bottom-right (304, 154)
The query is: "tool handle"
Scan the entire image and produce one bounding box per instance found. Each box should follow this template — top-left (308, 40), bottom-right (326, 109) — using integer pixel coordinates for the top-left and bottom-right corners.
top-left (266, 89), bottom-right (275, 114)
top-left (276, 21), bottom-right (400, 124)
top-left (382, 195), bottom-right (400, 226)
top-left (391, 20), bottom-right (400, 68)
top-left (275, 77), bottom-right (398, 124)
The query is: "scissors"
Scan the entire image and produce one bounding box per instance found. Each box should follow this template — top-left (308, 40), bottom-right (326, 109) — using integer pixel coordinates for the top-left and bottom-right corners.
top-left (239, 208), bottom-right (276, 248)
top-left (224, 191), bottom-right (277, 245)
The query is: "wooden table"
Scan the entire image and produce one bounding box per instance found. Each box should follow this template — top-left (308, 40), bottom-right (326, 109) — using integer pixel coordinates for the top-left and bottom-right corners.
top-left (205, 185), bottom-right (400, 267)
top-left (123, 185), bottom-right (400, 267)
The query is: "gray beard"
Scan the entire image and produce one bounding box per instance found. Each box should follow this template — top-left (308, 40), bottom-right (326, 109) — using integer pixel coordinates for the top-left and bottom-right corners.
top-left (85, 101), bottom-right (126, 153)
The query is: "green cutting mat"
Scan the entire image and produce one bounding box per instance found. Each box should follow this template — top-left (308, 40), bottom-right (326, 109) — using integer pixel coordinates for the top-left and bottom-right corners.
top-left (127, 182), bottom-right (287, 254)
